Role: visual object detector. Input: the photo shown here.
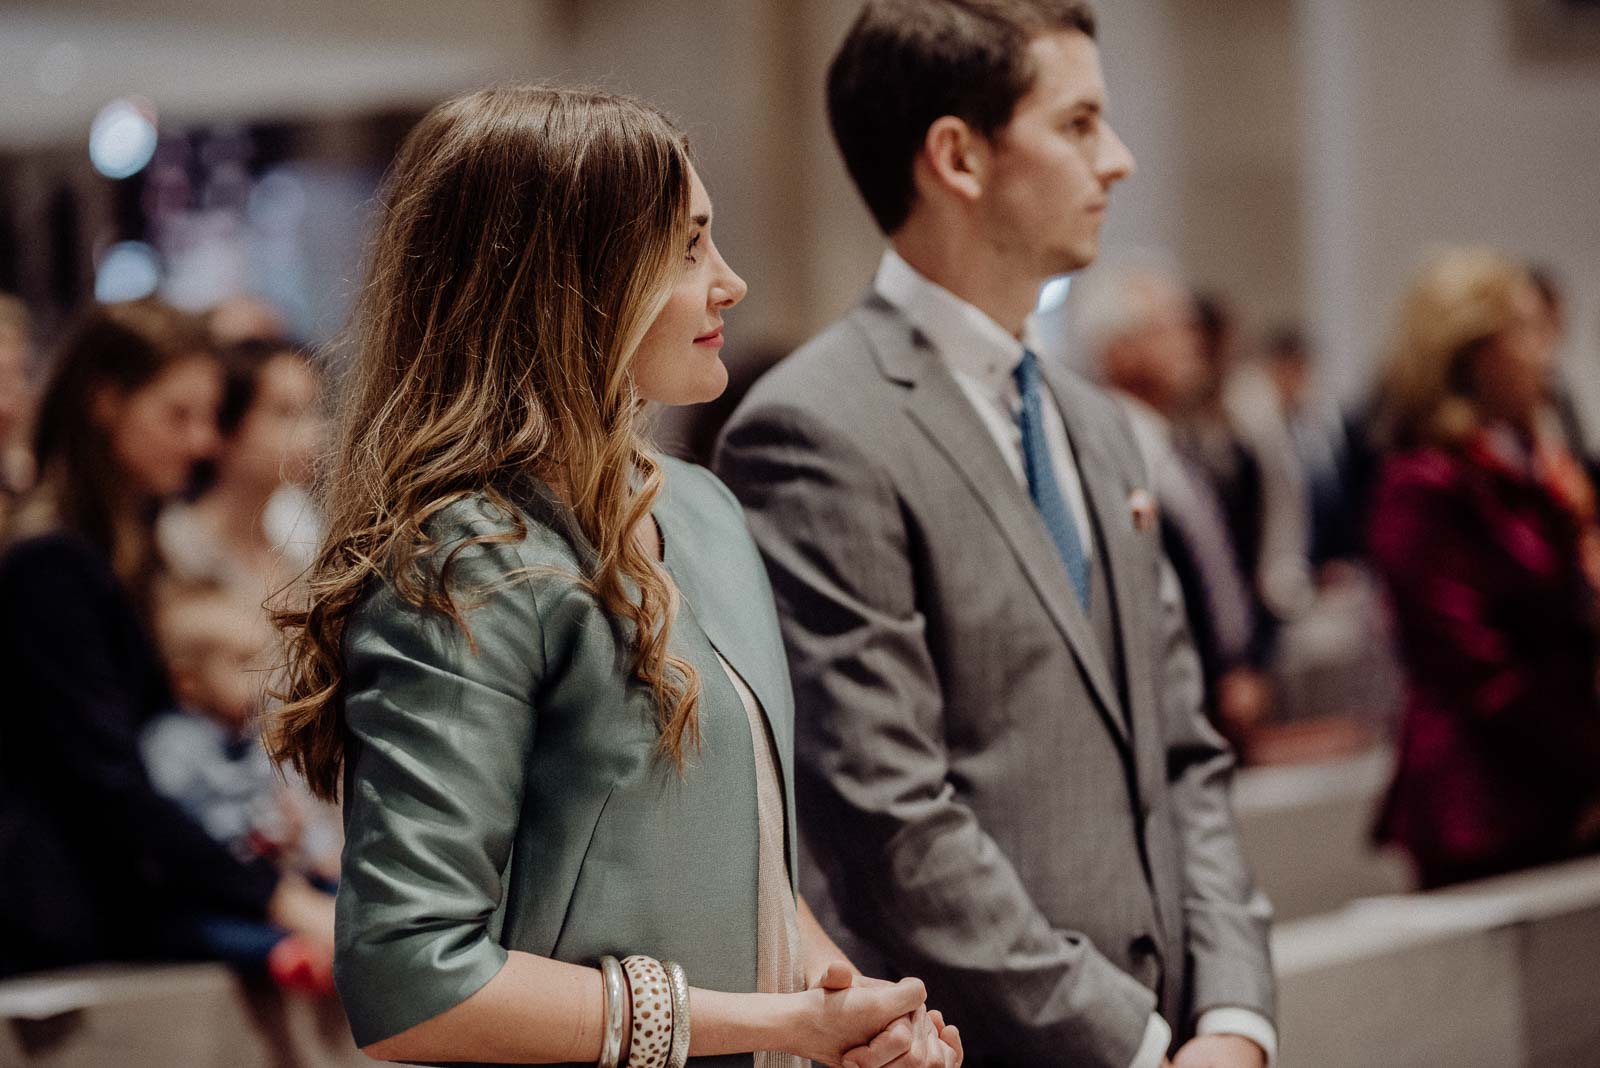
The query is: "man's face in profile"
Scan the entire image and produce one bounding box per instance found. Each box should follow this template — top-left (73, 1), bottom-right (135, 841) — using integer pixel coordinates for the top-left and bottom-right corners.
top-left (976, 30), bottom-right (1135, 277)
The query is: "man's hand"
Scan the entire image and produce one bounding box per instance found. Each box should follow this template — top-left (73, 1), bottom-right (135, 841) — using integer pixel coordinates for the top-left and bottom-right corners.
top-left (1172, 1034), bottom-right (1266, 1068)
top-left (1216, 668), bottom-right (1271, 735)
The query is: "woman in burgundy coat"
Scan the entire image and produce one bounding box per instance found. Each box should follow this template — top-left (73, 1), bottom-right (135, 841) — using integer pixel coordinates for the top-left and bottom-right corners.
top-left (1369, 248), bottom-right (1600, 889)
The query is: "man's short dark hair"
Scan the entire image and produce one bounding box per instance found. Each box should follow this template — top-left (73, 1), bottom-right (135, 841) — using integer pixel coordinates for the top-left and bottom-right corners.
top-left (827, 0), bottom-right (1097, 234)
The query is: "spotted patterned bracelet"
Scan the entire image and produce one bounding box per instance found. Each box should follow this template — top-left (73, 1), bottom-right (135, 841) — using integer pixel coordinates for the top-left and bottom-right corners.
top-left (620, 954), bottom-right (674, 1068)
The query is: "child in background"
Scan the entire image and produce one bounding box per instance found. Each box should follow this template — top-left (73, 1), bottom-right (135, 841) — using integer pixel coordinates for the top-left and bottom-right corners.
top-left (141, 579), bottom-right (338, 994)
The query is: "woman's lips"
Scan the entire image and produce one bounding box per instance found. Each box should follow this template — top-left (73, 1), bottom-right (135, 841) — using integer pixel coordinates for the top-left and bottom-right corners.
top-left (694, 326), bottom-right (725, 348)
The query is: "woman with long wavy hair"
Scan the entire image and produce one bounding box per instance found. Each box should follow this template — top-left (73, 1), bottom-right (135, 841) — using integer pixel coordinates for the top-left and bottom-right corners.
top-left (1369, 248), bottom-right (1600, 889)
top-left (267, 86), bottom-right (961, 1068)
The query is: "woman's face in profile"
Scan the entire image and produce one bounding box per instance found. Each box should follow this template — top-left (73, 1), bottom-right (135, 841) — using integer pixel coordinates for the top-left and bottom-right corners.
top-left (1472, 282), bottom-right (1552, 428)
top-left (99, 355), bottom-right (222, 499)
top-left (225, 353), bottom-right (324, 489)
top-left (632, 165), bottom-right (748, 407)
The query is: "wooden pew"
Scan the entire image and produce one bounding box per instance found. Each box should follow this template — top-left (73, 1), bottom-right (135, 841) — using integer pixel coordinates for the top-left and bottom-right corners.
top-left (1233, 748), bottom-right (1413, 921)
top-left (1274, 854), bottom-right (1600, 1068)
top-left (0, 962), bottom-right (364, 1068)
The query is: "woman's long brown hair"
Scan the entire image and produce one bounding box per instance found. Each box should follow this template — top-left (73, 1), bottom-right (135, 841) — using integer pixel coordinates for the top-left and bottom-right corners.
top-left (266, 86), bottom-right (702, 802)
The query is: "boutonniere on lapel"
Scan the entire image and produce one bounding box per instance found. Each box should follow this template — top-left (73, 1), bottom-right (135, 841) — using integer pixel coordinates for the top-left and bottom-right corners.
top-left (1128, 489), bottom-right (1159, 532)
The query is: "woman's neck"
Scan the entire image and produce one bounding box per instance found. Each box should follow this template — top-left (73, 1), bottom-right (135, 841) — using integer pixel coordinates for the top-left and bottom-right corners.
top-left (198, 474), bottom-right (277, 550)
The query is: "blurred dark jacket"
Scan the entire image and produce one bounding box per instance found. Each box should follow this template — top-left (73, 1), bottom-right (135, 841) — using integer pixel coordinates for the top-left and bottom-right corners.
top-left (0, 531), bottom-right (277, 976)
top-left (1369, 434), bottom-right (1600, 887)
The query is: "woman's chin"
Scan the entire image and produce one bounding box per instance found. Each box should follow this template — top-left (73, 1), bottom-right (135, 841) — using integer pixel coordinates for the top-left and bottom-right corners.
top-left (647, 359), bottom-right (728, 407)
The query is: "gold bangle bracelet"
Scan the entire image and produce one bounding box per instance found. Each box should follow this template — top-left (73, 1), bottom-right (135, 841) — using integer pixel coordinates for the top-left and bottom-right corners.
top-left (598, 955), bottom-right (626, 1068)
top-left (661, 960), bottom-right (691, 1068)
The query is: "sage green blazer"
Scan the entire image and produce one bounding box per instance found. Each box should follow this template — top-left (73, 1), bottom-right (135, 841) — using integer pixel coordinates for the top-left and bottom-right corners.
top-left (333, 457), bottom-right (797, 1068)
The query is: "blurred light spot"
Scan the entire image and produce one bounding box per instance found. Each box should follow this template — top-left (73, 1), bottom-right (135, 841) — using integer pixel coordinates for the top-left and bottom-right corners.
top-left (36, 41), bottom-right (85, 97)
top-left (95, 241), bottom-right (161, 302)
top-left (247, 168), bottom-right (308, 234)
top-left (89, 99), bottom-right (159, 179)
top-left (1037, 275), bottom-right (1073, 312)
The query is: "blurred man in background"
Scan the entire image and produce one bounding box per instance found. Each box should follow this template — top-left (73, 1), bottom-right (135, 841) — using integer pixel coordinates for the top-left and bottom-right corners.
top-left (1074, 265), bottom-right (1273, 745)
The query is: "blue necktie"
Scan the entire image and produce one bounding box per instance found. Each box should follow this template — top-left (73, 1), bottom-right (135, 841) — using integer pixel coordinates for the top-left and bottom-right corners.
top-left (1014, 349), bottom-right (1092, 609)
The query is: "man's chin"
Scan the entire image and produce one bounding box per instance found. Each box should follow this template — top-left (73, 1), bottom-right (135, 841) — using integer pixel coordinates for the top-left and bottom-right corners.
top-left (1048, 247), bottom-right (1098, 277)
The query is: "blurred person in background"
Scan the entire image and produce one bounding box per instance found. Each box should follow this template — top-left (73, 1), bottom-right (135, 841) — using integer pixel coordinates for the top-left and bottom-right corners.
top-left (1185, 294), bottom-right (1266, 600)
top-left (1261, 327), bottom-right (1360, 572)
top-left (1528, 264), bottom-right (1600, 487)
top-left (206, 293), bottom-right (289, 348)
top-left (140, 579), bottom-right (338, 993)
top-left (158, 337), bottom-right (325, 614)
top-left (0, 299), bottom-right (333, 978)
top-left (1226, 326), bottom-right (1400, 761)
top-left (267, 85), bottom-right (955, 1068)
top-left (1075, 265), bottom-right (1274, 746)
top-left (0, 294), bottom-right (36, 530)
top-left (1369, 247), bottom-right (1600, 889)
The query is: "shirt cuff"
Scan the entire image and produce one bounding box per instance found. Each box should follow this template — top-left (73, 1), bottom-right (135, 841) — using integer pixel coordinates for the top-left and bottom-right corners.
top-left (1197, 1008), bottom-right (1278, 1068)
top-left (1129, 1013), bottom-right (1172, 1068)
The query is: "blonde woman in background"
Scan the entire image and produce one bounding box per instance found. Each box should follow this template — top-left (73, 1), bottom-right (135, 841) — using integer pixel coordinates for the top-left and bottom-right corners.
top-left (268, 86), bottom-right (961, 1068)
top-left (1369, 247), bottom-right (1600, 889)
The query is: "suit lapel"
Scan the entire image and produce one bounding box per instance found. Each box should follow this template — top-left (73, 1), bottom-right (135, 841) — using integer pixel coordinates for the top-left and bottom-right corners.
top-left (1043, 362), bottom-right (1169, 808)
top-left (851, 299), bottom-right (1131, 751)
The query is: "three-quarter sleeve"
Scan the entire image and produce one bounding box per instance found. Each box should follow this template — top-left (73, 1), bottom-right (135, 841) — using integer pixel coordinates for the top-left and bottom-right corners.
top-left (333, 530), bottom-right (546, 1047)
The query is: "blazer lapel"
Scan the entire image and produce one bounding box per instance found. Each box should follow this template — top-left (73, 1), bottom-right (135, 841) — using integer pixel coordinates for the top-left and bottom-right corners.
top-left (850, 298), bottom-right (1131, 750)
top-left (654, 481), bottom-right (800, 880)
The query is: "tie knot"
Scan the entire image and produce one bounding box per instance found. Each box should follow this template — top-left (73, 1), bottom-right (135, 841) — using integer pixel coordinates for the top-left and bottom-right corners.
top-left (1014, 347), bottom-right (1040, 394)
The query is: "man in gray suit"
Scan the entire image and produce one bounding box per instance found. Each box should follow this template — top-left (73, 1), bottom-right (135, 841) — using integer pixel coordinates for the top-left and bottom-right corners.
top-left (714, 3), bottom-right (1276, 1066)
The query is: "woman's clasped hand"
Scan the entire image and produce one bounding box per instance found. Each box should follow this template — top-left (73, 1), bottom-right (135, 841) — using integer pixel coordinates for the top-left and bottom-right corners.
top-left (804, 963), bottom-right (962, 1068)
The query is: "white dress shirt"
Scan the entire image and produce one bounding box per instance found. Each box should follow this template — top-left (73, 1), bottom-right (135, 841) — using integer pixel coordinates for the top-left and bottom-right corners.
top-left (874, 249), bottom-right (1095, 560)
top-left (873, 249), bottom-right (1278, 1068)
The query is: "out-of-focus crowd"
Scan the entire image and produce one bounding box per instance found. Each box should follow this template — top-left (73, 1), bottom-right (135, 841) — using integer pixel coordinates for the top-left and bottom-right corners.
top-left (1, 242), bottom-right (1598, 985)
top-left (0, 293), bottom-right (340, 990)
top-left (1062, 250), bottom-right (1600, 889)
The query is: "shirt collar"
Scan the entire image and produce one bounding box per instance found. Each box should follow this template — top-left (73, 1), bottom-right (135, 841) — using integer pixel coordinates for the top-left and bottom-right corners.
top-left (873, 249), bottom-right (1042, 395)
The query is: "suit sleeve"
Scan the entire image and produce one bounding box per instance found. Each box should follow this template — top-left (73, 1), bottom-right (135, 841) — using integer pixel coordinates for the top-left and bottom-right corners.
top-left (0, 541), bottom-right (278, 917)
top-left (716, 403), bottom-right (1158, 1067)
top-left (1154, 553), bottom-right (1277, 1024)
top-left (333, 530), bottom-right (543, 1047)
top-left (1127, 416), bottom-right (1277, 1026)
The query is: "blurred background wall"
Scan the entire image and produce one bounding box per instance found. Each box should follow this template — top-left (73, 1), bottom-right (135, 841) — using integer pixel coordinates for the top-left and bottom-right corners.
top-left (4, 0), bottom-right (1596, 404)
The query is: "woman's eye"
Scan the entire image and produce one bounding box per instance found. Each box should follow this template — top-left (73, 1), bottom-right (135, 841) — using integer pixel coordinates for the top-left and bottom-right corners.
top-left (686, 233), bottom-right (702, 263)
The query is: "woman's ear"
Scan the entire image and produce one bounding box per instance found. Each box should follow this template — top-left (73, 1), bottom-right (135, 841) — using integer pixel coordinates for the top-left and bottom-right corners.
top-left (917, 115), bottom-right (987, 205)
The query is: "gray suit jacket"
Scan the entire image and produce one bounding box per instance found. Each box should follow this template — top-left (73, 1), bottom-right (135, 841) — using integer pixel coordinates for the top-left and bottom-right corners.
top-left (714, 295), bottom-right (1275, 1066)
top-left (333, 458), bottom-right (792, 1067)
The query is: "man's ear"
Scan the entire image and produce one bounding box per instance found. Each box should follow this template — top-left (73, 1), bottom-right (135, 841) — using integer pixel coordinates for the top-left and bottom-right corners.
top-left (916, 115), bottom-right (988, 205)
